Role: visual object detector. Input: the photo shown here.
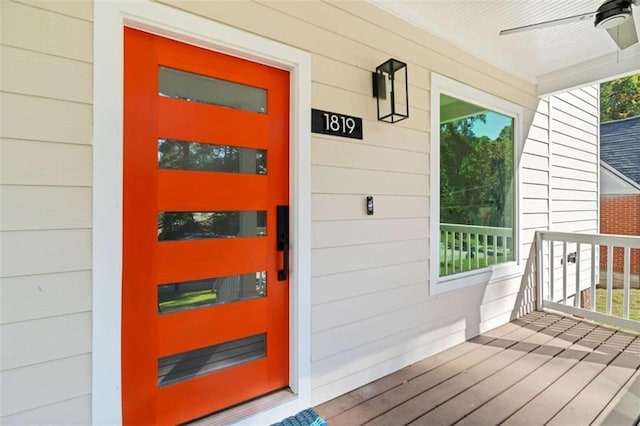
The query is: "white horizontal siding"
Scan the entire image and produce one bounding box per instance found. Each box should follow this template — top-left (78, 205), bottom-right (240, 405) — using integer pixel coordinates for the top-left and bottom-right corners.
top-left (522, 198), bottom-right (549, 214)
top-left (546, 87), bottom-right (599, 302)
top-left (312, 194), bottom-right (428, 221)
top-left (1, 186), bottom-right (92, 231)
top-left (519, 97), bottom-right (551, 322)
top-left (1, 0), bottom-right (92, 61)
top-left (312, 239), bottom-right (429, 277)
top-left (521, 152), bottom-right (549, 172)
top-left (1, 312), bottom-right (91, 370)
top-left (311, 137), bottom-right (429, 173)
top-left (311, 274), bottom-right (524, 402)
top-left (0, 395), bottom-right (91, 425)
top-left (0, 1), bottom-right (93, 422)
top-left (521, 168), bottom-right (549, 186)
top-left (12, 0), bottom-right (93, 20)
top-left (311, 166), bottom-right (429, 195)
top-left (554, 91), bottom-right (598, 117)
top-left (0, 354), bottom-right (91, 418)
top-left (523, 138), bottom-right (549, 157)
top-left (0, 139), bottom-right (93, 186)
top-left (311, 260), bottom-right (428, 305)
top-left (1, 271), bottom-right (91, 324)
top-left (312, 281), bottom-right (428, 333)
top-left (312, 218), bottom-right (429, 248)
top-left (311, 319), bottom-right (467, 403)
top-left (2, 229), bottom-right (92, 277)
top-left (1, 93), bottom-right (92, 144)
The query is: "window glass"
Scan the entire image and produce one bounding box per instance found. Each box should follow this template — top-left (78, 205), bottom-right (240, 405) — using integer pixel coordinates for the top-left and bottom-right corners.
top-left (158, 272), bottom-right (267, 314)
top-left (157, 333), bottom-right (266, 387)
top-left (439, 94), bottom-right (514, 276)
top-left (159, 66), bottom-right (267, 113)
top-left (158, 211), bottom-right (266, 241)
top-left (158, 139), bottom-right (266, 175)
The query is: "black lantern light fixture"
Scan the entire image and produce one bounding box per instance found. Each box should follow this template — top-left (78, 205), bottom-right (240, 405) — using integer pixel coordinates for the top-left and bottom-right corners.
top-left (372, 58), bottom-right (408, 123)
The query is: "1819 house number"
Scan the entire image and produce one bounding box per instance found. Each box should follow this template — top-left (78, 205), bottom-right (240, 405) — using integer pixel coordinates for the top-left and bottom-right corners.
top-left (311, 108), bottom-right (363, 140)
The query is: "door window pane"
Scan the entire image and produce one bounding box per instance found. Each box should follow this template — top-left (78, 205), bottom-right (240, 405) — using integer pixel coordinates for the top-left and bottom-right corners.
top-left (158, 139), bottom-right (266, 175)
top-left (158, 272), bottom-right (267, 314)
top-left (158, 211), bottom-right (266, 241)
top-left (159, 66), bottom-right (267, 113)
top-left (439, 94), bottom-right (514, 276)
top-left (158, 334), bottom-right (266, 387)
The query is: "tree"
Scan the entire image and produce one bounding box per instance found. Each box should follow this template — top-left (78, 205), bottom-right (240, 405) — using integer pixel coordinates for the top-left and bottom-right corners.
top-left (440, 115), bottom-right (513, 228)
top-left (600, 74), bottom-right (640, 122)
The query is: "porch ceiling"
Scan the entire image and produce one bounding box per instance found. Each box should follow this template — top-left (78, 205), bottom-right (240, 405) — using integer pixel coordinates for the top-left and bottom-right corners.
top-left (371, 0), bottom-right (640, 95)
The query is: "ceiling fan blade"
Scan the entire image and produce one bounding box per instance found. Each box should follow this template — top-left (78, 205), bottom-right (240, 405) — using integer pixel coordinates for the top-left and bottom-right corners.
top-left (606, 16), bottom-right (639, 49)
top-left (499, 11), bottom-right (596, 36)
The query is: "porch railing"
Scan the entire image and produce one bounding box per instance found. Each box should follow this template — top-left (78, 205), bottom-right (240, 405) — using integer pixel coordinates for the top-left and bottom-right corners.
top-left (536, 230), bottom-right (640, 331)
top-left (440, 223), bottom-right (513, 275)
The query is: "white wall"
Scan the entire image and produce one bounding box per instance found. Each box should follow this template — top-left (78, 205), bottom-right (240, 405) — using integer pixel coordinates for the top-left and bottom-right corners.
top-left (0, 0), bottom-right (93, 423)
top-left (601, 164), bottom-right (640, 195)
top-left (546, 86), bottom-right (600, 303)
top-left (550, 86), bottom-right (600, 233)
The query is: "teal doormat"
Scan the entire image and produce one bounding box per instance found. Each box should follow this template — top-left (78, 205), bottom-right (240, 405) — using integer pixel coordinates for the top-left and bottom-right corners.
top-left (272, 408), bottom-right (327, 426)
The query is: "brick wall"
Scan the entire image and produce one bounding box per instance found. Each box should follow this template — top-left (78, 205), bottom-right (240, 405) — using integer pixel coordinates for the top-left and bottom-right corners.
top-left (600, 194), bottom-right (640, 274)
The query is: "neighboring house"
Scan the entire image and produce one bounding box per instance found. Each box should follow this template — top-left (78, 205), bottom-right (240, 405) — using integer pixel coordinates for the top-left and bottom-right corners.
top-left (599, 116), bottom-right (640, 280)
top-left (1, 1), bottom-right (632, 425)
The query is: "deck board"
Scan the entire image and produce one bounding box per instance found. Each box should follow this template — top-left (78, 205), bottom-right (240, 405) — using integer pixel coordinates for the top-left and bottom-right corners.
top-left (315, 312), bottom-right (640, 426)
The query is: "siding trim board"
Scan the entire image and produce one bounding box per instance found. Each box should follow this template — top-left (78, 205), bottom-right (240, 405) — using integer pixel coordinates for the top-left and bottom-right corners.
top-left (93, 2), bottom-right (311, 424)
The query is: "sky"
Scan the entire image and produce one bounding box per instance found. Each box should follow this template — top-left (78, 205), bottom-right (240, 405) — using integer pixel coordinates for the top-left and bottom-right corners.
top-left (472, 111), bottom-right (513, 140)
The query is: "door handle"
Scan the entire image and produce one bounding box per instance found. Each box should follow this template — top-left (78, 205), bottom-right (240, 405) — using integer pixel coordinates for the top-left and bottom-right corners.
top-left (277, 205), bottom-right (289, 281)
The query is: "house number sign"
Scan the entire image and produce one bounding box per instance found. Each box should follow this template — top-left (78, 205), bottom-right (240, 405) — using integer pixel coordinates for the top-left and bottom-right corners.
top-left (311, 109), bottom-right (363, 140)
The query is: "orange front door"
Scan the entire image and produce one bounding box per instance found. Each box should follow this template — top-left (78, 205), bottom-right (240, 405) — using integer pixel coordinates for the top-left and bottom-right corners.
top-left (122, 28), bottom-right (290, 425)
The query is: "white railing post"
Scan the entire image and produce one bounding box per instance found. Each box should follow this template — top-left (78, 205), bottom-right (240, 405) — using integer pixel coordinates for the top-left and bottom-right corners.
top-left (575, 243), bottom-right (581, 308)
top-left (607, 245), bottom-right (614, 315)
top-left (443, 230), bottom-right (448, 275)
top-left (475, 233), bottom-right (479, 269)
top-left (624, 247), bottom-right (631, 319)
top-left (550, 242), bottom-right (555, 303)
top-left (536, 231), bottom-right (543, 311)
top-left (562, 241), bottom-right (567, 304)
top-left (590, 244), bottom-right (596, 311)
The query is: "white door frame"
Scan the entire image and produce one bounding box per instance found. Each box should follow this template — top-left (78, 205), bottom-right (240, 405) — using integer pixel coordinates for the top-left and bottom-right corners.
top-left (93, 2), bottom-right (312, 424)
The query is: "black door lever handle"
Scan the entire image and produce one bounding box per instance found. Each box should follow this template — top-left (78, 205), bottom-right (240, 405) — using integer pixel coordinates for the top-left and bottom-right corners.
top-left (277, 206), bottom-right (289, 281)
top-left (278, 243), bottom-right (289, 281)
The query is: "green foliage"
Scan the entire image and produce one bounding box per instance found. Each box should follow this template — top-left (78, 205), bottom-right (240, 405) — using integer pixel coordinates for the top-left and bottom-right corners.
top-left (158, 288), bottom-right (217, 313)
top-left (440, 253), bottom-right (509, 276)
top-left (600, 74), bottom-right (640, 122)
top-left (440, 115), bottom-right (514, 228)
top-left (595, 288), bottom-right (640, 321)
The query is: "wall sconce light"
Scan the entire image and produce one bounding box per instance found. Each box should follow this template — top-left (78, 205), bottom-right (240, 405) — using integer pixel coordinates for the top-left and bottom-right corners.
top-left (372, 58), bottom-right (409, 123)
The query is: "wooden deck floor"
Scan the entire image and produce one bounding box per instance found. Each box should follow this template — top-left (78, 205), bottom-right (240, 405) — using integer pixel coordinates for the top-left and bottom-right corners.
top-left (315, 312), bottom-right (640, 425)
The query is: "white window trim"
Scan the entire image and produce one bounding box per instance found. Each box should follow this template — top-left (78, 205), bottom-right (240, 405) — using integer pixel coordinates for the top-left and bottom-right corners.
top-left (93, 2), bottom-right (312, 424)
top-left (430, 73), bottom-right (523, 295)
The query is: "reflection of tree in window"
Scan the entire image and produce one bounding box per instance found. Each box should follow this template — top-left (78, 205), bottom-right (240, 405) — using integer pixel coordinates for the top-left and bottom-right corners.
top-left (158, 211), bottom-right (266, 241)
top-left (439, 95), bottom-right (515, 275)
top-left (440, 115), bottom-right (513, 228)
top-left (157, 139), bottom-right (266, 175)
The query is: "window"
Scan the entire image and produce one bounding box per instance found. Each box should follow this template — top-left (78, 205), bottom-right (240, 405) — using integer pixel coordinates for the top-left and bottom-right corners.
top-left (431, 75), bottom-right (522, 294)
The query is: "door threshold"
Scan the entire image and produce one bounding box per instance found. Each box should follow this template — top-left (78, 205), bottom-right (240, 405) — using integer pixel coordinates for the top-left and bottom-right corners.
top-left (186, 389), bottom-right (295, 426)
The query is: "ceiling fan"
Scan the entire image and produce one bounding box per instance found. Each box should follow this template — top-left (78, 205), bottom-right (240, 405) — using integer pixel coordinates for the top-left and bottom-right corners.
top-left (499, 0), bottom-right (639, 50)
